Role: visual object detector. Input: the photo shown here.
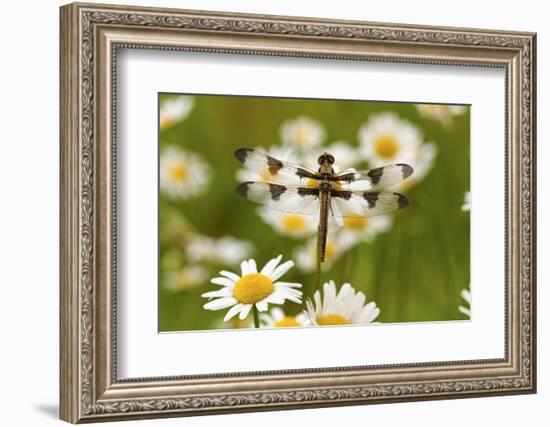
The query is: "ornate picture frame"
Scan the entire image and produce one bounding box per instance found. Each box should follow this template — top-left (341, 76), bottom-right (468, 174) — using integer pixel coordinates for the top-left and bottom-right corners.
top-left (60, 2), bottom-right (536, 423)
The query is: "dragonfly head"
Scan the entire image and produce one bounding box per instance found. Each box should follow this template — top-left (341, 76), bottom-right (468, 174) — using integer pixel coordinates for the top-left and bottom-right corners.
top-left (317, 152), bottom-right (335, 166)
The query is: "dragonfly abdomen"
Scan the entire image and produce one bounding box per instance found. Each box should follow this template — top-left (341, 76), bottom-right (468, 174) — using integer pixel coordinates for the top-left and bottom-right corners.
top-left (318, 189), bottom-right (330, 263)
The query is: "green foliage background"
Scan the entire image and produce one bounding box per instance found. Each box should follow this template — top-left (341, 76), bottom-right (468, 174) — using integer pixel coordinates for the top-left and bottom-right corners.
top-left (159, 94), bottom-right (470, 331)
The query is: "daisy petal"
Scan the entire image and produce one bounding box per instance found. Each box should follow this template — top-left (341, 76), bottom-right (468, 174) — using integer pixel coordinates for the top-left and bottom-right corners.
top-left (211, 277), bottom-right (235, 287)
top-left (357, 303), bottom-right (379, 323)
top-left (241, 259), bottom-right (257, 275)
top-left (239, 304), bottom-right (253, 320)
top-left (203, 297), bottom-right (237, 311)
top-left (305, 300), bottom-right (316, 322)
top-left (337, 283), bottom-right (353, 304)
top-left (461, 289), bottom-right (471, 304)
top-left (201, 289), bottom-right (232, 298)
top-left (248, 259), bottom-right (258, 274)
top-left (260, 255), bottom-right (282, 277)
top-left (224, 303), bottom-right (244, 321)
top-left (275, 281), bottom-right (302, 288)
top-left (366, 307), bottom-right (381, 323)
top-left (323, 281), bottom-right (337, 314)
top-left (459, 306), bottom-right (471, 317)
top-left (274, 289), bottom-right (301, 304)
top-left (219, 270), bottom-right (240, 281)
top-left (277, 288), bottom-right (302, 298)
top-left (270, 260), bottom-right (295, 281)
top-left (265, 294), bottom-right (285, 305)
top-left (256, 300), bottom-right (268, 312)
top-left (313, 290), bottom-right (322, 316)
top-left (348, 291), bottom-right (366, 318)
top-left (240, 259), bottom-right (249, 275)
top-left (336, 284), bottom-right (354, 313)
top-left (286, 295), bottom-right (302, 304)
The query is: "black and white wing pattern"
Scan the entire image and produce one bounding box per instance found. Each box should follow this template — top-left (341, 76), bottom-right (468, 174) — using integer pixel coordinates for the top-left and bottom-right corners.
top-left (330, 189), bottom-right (409, 223)
top-left (235, 182), bottom-right (320, 215)
top-left (235, 148), bottom-right (320, 184)
top-left (331, 163), bottom-right (413, 191)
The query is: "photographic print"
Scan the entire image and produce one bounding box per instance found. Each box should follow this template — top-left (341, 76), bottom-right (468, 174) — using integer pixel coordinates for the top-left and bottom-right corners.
top-left (158, 94), bottom-right (471, 332)
top-left (60, 5), bottom-right (536, 420)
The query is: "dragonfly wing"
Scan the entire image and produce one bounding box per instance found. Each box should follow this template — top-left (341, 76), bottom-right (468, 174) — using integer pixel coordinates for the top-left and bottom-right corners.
top-left (236, 181), bottom-right (320, 215)
top-left (235, 147), bottom-right (320, 184)
top-left (332, 164), bottom-right (413, 191)
top-left (330, 190), bottom-right (409, 218)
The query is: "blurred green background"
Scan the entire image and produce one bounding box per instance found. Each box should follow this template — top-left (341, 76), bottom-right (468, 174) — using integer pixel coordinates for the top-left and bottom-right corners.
top-left (158, 93), bottom-right (470, 331)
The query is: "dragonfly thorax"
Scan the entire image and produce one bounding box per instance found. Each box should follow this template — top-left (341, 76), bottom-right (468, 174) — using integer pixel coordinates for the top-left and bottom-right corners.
top-left (318, 181), bottom-right (333, 192)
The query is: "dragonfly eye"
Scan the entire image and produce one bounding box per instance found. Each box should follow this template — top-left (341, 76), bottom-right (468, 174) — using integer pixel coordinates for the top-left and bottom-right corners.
top-left (318, 153), bottom-right (335, 165)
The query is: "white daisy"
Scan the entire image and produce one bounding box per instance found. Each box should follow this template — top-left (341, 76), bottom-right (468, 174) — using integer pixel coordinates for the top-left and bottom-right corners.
top-left (358, 112), bottom-right (436, 191)
top-left (305, 281), bottom-right (380, 326)
top-left (202, 256), bottom-right (303, 322)
top-left (280, 116), bottom-right (326, 151)
top-left (235, 145), bottom-right (301, 184)
top-left (461, 191), bottom-right (471, 212)
top-left (160, 146), bottom-right (211, 200)
top-left (416, 103), bottom-right (467, 127)
top-left (163, 265), bottom-right (208, 292)
top-left (359, 112), bottom-right (423, 166)
top-left (333, 214), bottom-right (392, 247)
top-left (260, 307), bottom-right (311, 328)
top-left (257, 207), bottom-right (317, 239)
top-left (160, 96), bottom-right (194, 130)
top-left (186, 235), bottom-right (253, 266)
top-left (295, 231), bottom-right (354, 273)
top-left (459, 287), bottom-right (471, 317)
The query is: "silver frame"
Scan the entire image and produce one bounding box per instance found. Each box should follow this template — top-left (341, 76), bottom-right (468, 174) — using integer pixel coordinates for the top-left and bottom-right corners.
top-left (60, 2), bottom-right (536, 423)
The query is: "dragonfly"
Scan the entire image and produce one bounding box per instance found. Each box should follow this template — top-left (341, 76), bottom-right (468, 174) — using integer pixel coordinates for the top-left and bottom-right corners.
top-left (234, 148), bottom-right (413, 262)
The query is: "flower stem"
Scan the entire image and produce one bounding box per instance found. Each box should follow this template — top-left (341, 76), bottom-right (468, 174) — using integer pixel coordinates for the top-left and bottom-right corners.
top-left (252, 305), bottom-right (260, 328)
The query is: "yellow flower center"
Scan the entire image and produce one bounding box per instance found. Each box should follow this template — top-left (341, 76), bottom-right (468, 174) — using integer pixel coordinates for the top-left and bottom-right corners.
top-left (282, 214), bottom-right (307, 232)
top-left (273, 316), bottom-right (302, 327)
top-left (317, 314), bottom-right (350, 325)
top-left (296, 127), bottom-right (310, 145)
top-left (374, 134), bottom-right (399, 159)
top-left (343, 214), bottom-right (368, 230)
top-left (233, 273), bottom-right (274, 304)
top-left (169, 163), bottom-right (189, 182)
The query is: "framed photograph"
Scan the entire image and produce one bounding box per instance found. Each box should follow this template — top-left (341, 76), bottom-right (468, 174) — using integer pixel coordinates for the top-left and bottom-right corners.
top-left (60, 2), bottom-right (537, 423)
